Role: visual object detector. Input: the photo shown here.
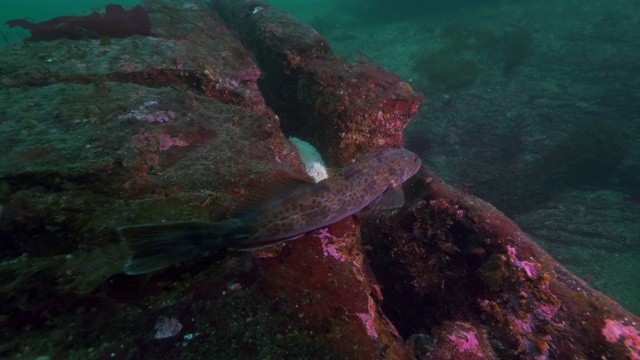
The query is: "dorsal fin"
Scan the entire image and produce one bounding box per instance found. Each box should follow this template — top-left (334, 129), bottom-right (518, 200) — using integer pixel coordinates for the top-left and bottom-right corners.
top-left (232, 177), bottom-right (315, 216)
top-left (335, 149), bottom-right (388, 177)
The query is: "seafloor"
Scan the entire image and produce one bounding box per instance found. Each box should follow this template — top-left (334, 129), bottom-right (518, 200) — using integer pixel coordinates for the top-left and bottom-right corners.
top-left (0, 0), bottom-right (639, 359)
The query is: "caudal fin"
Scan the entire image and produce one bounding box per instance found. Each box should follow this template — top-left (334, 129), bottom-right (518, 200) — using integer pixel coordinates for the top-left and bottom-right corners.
top-left (117, 221), bottom-right (213, 275)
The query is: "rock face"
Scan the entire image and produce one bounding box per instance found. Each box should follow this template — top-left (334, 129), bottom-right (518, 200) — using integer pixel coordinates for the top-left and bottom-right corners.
top-left (5, 4), bottom-right (152, 41)
top-left (0, 1), bottom-right (414, 358)
top-left (0, 0), bottom-right (638, 359)
top-left (363, 167), bottom-right (640, 359)
top-left (214, 0), bottom-right (424, 166)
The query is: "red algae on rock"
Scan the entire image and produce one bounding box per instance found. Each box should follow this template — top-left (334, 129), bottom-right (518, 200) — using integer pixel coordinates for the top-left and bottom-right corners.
top-left (213, 0), bottom-right (424, 165)
top-left (363, 166), bottom-right (640, 359)
top-left (255, 217), bottom-right (412, 359)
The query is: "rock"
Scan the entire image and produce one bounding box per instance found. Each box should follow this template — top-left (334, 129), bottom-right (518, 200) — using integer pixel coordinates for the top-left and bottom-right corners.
top-left (0, 1), bottom-right (414, 357)
top-left (362, 166), bottom-right (640, 359)
top-left (214, 0), bottom-right (424, 165)
top-left (100, 218), bottom-right (412, 359)
top-left (409, 321), bottom-right (498, 360)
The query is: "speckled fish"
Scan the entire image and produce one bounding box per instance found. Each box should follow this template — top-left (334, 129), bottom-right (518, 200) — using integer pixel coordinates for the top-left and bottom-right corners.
top-left (118, 148), bottom-right (422, 274)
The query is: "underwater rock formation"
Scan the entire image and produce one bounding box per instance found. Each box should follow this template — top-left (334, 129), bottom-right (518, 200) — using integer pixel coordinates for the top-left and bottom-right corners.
top-left (363, 166), bottom-right (640, 359)
top-left (0, 1), bottom-right (413, 357)
top-left (214, 0), bottom-right (424, 166)
top-left (0, 0), bottom-right (638, 358)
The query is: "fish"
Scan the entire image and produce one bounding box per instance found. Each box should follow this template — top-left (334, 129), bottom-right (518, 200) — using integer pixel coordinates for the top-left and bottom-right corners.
top-left (117, 148), bottom-right (422, 274)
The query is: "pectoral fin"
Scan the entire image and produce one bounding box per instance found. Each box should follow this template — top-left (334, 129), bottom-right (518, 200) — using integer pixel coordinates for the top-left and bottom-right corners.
top-left (369, 186), bottom-right (405, 210)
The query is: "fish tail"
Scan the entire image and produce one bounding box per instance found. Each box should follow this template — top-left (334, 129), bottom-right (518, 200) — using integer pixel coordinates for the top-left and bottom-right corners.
top-left (118, 221), bottom-right (224, 275)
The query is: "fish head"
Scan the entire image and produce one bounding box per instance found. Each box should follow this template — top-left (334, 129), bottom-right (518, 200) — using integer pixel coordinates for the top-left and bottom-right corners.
top-left (389, 148), bottom-right (422, 183)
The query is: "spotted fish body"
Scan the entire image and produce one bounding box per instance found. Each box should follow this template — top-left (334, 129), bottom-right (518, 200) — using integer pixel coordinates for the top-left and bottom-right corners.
top-left (118, 148), bottom-right (421, 274)
top-left (246, 148), bottom-right (421, 241)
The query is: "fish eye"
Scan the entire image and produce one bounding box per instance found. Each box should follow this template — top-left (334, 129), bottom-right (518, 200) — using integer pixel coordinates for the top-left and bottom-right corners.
top-left (413, 156), bottom-right (418, 163)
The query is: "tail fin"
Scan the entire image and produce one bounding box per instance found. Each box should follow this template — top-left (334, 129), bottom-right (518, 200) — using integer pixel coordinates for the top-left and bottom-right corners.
top-left (117, 221), bottom-right (214, 275)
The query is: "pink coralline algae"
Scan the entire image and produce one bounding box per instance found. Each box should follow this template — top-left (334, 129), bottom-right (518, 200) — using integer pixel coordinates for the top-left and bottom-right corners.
top-left (317, 228), bottom-right (346, 262)
top-left (416, 321), bottom-right (497, 359)
top-left (507, 245), bottom-right (538, 279)
top-left (602, 319), bottom-right (640, 360)
top-left (356, 296), bottom-right (379, 338)
top-left (448, 329), bottom-right (483, 355)
top-left (533, 301), bottom-right (560, 321)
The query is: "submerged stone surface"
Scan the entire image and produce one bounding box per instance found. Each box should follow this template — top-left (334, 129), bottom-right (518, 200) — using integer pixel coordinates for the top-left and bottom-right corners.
top-left (214, 0), bottom-right (424, 166)
top-left (1, 0), bottom-right (638, 359)
top-left (363, 166), bottom-right (640, 359)
top-left (0, 1), bottom-right (412, 358)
